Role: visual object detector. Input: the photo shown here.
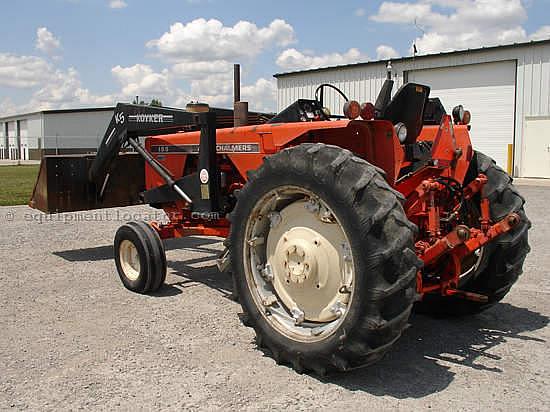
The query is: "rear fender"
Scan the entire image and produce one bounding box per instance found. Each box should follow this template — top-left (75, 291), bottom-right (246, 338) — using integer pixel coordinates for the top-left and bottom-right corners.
top-left (417, 115), bottom-right (473, 184)
top-left (299, 120), bottom-right (404, 185)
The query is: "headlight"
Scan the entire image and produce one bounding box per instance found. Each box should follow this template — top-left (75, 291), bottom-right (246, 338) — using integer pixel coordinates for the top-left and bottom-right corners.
top-left (395, 122), bottom-right (407, 143)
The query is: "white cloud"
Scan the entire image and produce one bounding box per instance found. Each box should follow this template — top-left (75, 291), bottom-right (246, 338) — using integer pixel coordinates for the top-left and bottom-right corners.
top-left (369, 0), bottom-right (539, 54)
top-left (0, 59), bottom-right (115, 116)
top-left (0, 97), bottom-right (19, 117)
top-left (242, 78), bottom-right (277, 112)
top-left (3, 17), bottom-right (290, 116)
top-left (376, 44), bottom-right (399, 59)
top-left (371, 2), bottom-right (436, 25)
top-left (109, 0), bottom-right (127, 9)
top-left (171, 60), bottom-right (232, 79)
top-left (142, 17), bottom-right (293, 110)
top-left (112, 64), bottom-right (170, 98)
top-left (355, 8), bottom-right (366, 17)
top-left (0, 53), bottom-right (54, 88)
top-left (109, 63), bottom-right (277, 111)
top-left (0, 51), bottom-right (275, 117)
top-left (530, 25), bottom-right (550, 41)
top-left (147, 18), bottom-right (295, 63)
top-left (35, 27), bottom-right (62, 57)
top-left (175, 75), bottom-right (277, 112)
top-left (187, 72), bottom-right (233, 105)
top-left (32, 67), bottom-right (106, 107)
top-left (276, 48), bottom-right (369, 71)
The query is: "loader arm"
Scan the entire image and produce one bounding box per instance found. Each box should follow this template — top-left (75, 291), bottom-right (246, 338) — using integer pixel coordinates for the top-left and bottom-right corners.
top-left (90, 104), bottom-right (248, 188)
top-left (30, 103), bottom-right (272, 214)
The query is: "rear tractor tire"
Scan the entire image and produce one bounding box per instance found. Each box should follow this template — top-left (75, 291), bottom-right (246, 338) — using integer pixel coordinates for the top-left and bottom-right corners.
top-left (416, 151), bottom-right (531, 316)
top-left (228, 143), bottom-right (422, 374)
top-left (114, 221), bottom-right (167, 294)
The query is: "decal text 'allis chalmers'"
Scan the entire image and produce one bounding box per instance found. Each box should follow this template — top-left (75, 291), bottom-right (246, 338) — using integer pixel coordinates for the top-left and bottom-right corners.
top-left (151, 143), bottom-right (260, 154)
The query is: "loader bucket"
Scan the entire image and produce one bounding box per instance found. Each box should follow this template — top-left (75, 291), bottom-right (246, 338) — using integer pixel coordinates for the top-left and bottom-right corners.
top-left (29, 153), bottom-right (145, 214)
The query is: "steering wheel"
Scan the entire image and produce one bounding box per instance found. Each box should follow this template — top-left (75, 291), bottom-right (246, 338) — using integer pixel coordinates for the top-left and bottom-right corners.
top-left (314, 84), bottom-right (350, 119)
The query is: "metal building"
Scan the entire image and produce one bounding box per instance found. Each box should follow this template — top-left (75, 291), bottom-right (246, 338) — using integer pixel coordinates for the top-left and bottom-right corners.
top-left (275, 39), bottom-right (550, 178)
top-left (0, 107), bottom-right (114, 160)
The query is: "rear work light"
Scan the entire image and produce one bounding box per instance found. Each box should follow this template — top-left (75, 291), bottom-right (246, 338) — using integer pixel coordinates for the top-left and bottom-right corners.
top-left (452, 105), bottom-right (471, 125)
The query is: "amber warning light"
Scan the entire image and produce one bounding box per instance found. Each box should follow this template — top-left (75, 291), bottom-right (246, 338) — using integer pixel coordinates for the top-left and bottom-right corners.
top-left (343, 100), bottom-right (361, 120)
top-left (360, 102), bottom-right (375, 120)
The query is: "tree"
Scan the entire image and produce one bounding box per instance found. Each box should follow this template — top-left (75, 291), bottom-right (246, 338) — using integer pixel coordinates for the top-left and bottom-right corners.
top-left (132, 97), bottom-right (163, 107)
top-left (150, 98), bottom-right (163, 107)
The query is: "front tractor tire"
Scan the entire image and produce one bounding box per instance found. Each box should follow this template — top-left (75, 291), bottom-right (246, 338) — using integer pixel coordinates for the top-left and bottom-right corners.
top-left (114, 221), bottom-right (167, 294)
top-left (228, 143), bottom-right (422, 374)
top-left (417, 151), bottom-right (531, 316)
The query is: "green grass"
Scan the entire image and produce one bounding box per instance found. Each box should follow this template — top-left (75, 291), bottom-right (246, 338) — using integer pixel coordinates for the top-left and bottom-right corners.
top-left (0, 165), bottom-right (40, 206)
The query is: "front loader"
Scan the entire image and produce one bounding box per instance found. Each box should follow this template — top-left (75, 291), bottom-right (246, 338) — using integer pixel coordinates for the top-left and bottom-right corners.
top-left (30, 64), bottom-right (531, 374)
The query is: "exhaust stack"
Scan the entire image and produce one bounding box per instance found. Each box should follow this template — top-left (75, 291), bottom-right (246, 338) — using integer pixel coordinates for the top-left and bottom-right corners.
top-left (233, 64), bottom-right (249, 127)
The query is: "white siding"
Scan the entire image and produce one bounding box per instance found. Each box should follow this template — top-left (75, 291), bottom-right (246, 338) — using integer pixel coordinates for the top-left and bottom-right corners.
top-left (276, 42), bottom-right (550, 177)
top-left (277, 63), bottom-right (393, 116)
top-left (0, 110), bottom-right (113, 158)
top-left (7, 121), bottom-right (17, 159)
top-left (43, 110), bottom-right (113, 150)
top-left (24, 114), bottom-right (43, 151)
top-left (0, 123), bottom-right (5, 159)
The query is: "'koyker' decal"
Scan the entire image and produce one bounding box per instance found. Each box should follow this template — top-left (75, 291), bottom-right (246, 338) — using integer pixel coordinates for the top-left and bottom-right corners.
top-left (128, 114), bottom-right (174, 124)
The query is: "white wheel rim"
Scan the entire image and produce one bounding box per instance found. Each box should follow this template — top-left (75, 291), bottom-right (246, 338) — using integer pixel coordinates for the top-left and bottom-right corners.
top-left (119, 239), bottom-right (141, 281)
top-left (243, 186), bottom-right (355, 343)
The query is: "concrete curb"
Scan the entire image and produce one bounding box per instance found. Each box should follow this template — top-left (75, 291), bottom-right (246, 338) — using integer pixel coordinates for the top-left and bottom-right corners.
top-left (513, 178), bottom-right (550, 187)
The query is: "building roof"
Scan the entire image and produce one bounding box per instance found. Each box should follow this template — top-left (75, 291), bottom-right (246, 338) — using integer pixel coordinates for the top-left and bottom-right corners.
top-left (274, 38), bottom-right (550, 78)
top-left (0, 106), bottom-right (115, 122)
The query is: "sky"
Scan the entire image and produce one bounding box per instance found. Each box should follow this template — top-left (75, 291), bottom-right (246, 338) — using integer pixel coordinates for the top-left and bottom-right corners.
top-left (0, 0), bottom-right (549, 116)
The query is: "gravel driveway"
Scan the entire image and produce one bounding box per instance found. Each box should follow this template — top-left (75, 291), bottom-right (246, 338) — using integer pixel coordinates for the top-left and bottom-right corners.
top-left (0, 185), bottom-right (548, 411)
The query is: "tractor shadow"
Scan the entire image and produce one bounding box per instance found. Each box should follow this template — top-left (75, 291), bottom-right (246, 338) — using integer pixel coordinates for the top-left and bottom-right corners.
top-left (162, 239), bottom-right (232, 299)
top-left (155, 237), bottom-right (232, 298)
top-left (164, 259), bottom-right (232, 299)
top-left (52, 236), bottom-right (225, 298)
top-left (162, 250), bottom-right (548, 399)
top-left (53, 238), bottom-right (549, 398)
top-left (323, 303), bottom-right (548, 398)
top-left (52, 236), bottom-right (221, 262)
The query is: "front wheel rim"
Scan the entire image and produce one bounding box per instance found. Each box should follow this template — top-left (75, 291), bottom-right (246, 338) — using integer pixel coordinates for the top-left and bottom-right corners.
top-left (243, 186), bottom-right (355, 343)
top-left (119, 239), bottom-right (141, 281)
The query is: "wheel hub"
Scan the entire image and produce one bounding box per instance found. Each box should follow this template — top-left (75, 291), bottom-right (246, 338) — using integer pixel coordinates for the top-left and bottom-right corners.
top-left (244, 186), bottom-right (356, 342)
top-left (267, 201), bottom-right (352, 323)
top-left (283, 241), bottom-right (316, 284)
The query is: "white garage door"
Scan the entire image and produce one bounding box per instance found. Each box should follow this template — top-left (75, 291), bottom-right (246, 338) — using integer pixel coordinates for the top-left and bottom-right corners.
top-left (408, 61), bottom-right (516, 168)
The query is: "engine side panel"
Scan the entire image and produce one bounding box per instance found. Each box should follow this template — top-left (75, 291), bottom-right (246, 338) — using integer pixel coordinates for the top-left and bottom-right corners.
top-left (144, 119), bottom-right (405, 190)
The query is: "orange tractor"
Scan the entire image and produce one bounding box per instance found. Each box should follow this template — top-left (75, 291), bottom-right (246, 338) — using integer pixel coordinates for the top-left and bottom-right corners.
top-left (31, 66), bottom-right (530, 374)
